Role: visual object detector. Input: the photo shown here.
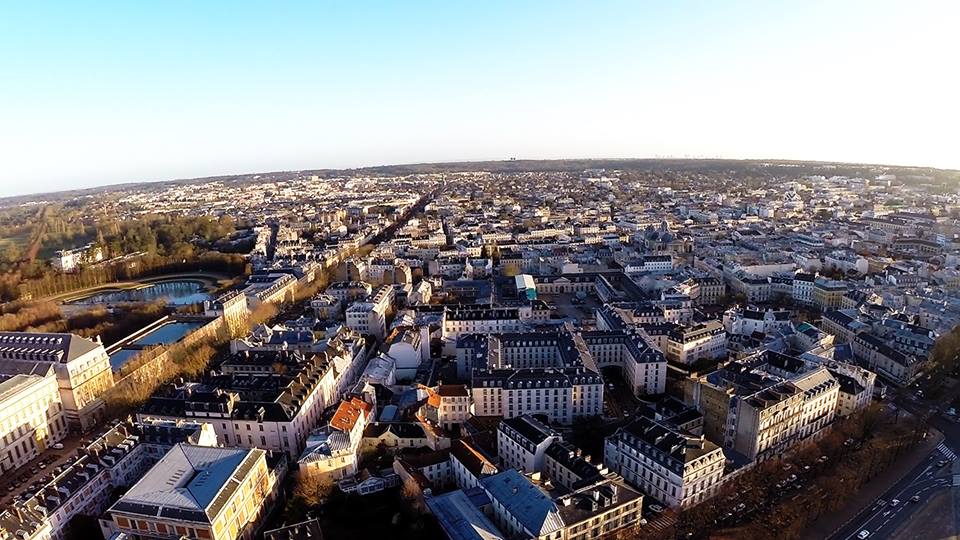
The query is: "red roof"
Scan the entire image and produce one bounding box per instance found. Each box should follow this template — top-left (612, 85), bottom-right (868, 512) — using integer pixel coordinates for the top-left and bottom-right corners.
top-left (330, 398), bottom-right (371, 432)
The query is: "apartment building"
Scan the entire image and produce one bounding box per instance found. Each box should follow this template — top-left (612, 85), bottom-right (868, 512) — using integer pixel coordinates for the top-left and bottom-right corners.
top-left (325, 281), bottom-right (373, 306)
top-left (139, 335), bottom-right (368, 459)
top-left (663, 320), bottom-right (727, 365)
top-left (723, 307), bottom-right (792, 336)
top-left (298, 397), bottom-right (373, 481)
top-left (108, 444), bottom-right (275, 540)
top-left (421, 384), bottom-right (471, 430)
top-left (543, 440), bottom-right (604, 490)
top-left (0, 366), bottom-right (66, 473)
top-left (475, 470), bottom-right (645, 540)
top-left (604, 417), bottom-right (726, 508)
top-left (203, 290), bottom-right (250, 327)
top-left (0, 332), bottom-right (114, 431)
top-left (693, 277), bottom-right (726, 306)
top-left (345, 284), bottom-right (394, 341)
top-left (812, 278), bottom-right (847, 311)
top-left (581, 330), bottom-right (667, 395)
top-left (852, 332), bottom-right (921, 386)
top-left (496, 414), bottom-right (560, 473)
top-left (442, 307), bottom-right (527, 342)
top-left (791, 368), bottom-right (840, 439)
top-left (792, 272), bottom-right (815, 305)
top-left (1, 419), bottom-right (216, 540)
top-left (242, 273), bottom-right (298, 308)
top-left (472, 367), bottom-right (603, 425)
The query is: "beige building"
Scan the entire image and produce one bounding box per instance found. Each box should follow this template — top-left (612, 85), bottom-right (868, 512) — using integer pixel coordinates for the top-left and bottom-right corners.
top-left (109, 444), bottom-right (275, 540)
top-left (421, 384), bottom-right (471, 430)
top-left (0, 367), bottom-right (67, 473)
top-left (0, 332), bottom-right (114, 431)
top-left (812, 278), bottom-right (847, 311)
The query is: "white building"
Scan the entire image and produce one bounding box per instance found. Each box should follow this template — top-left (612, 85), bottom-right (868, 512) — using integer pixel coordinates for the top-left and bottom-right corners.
top-left (472, 367), bottom-right (603, 425)
top-left (496, 415), bottom-right (560, 473)
top-left (604, 417), bottom-right (726, 508)
top-left (139, 333), bottom-right (368, 459)
top-left (346, 284), bottom-right (394, 341)
top-left (0, 367), bottom-right (67, 473)
top-left (663, 320), bottom-right (727, 365)
top-left (298, 397), bottom-right (373, 482)
top-left (0, 332), bottom-right (115, 431)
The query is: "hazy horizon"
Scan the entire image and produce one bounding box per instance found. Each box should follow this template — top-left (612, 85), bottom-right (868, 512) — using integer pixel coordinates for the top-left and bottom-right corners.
top-left (1, 0), bottom-right (957, 197)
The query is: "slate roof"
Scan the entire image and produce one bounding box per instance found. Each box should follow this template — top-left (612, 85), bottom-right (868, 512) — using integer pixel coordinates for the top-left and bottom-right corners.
top-left (110, 444), bottom-right (263, 523)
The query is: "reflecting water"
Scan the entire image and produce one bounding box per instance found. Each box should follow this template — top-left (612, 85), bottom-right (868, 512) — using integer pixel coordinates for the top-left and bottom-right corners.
top-left (108, 348), bottom-right (141, 371)
top-left (131, 322), bottom-right (203, 346)
top-left (109, 321), bottom-right (204, 371)
top-left (70, 280), bottom-right (211, 305)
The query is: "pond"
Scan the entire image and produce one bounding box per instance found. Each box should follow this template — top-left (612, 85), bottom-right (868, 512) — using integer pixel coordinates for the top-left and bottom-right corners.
top-left (130, 321), bottom-right (204, 346)
top-left (108, 348), bottom-right (142, 371)
top-left (108, 320), bottom-right (205, 371)
top-left (69, 280), bottom-right (212, 306)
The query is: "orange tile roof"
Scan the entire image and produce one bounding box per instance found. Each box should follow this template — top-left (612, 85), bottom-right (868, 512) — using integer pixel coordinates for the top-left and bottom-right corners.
top-left (330, 397), bottom-right (371, 432)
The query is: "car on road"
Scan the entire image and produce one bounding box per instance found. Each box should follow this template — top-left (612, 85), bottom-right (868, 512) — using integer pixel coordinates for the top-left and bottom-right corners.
top-left (910, 495), bottom-right (920, 503)
top-left (890, 499), bottom-right (900, 506)
top-left (649, 504), bottom-right (665, 513)
top-left (52, 443), bottom-right (64, 450)
top-left (857, 530), bottom-right (870, 539)
top-left (937, 460), bottom-right (950, 468)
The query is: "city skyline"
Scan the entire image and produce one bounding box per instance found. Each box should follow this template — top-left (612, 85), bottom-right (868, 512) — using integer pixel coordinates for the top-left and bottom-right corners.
top-left (1, 0), bottom-right (958, 197)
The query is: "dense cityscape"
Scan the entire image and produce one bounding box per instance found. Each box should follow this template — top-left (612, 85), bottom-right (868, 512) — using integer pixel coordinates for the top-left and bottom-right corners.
top-left (0, 160), bottom-right (958, 540)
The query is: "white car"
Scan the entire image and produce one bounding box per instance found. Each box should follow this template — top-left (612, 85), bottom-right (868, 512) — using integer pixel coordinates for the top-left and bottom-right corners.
top-left (857, 531), bottom-right (870, 539)
top-left (890, 499), bottom-right (900, 506)
top-left (51, 443), bottom-right (64, 450)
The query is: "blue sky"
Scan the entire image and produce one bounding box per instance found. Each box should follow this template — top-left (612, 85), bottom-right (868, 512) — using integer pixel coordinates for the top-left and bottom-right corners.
top-left (0, 1), bottom-right (956, 197)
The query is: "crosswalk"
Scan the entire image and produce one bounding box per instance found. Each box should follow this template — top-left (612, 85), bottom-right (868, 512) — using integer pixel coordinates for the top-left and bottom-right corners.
top-left (646, 515), bottom-right (674, 532)
top-left (937, 442), bottom-right (957, 461)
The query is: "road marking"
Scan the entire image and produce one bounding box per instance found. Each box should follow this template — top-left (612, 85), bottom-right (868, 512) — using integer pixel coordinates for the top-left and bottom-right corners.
top-left (954, 474), bottom-right (960, 487)
top-left (937, 442), bottom-right (957, 460)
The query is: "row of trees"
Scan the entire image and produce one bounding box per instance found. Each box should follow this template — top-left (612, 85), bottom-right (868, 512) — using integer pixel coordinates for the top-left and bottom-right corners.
top-left (618, 405), bottom-right (927, 540)
top-left (102, 296), bottom-right (280, 418)
top-left (6, 251), bottom-right (246, 302)
top-left (0, 208), bottom-right (245, 302)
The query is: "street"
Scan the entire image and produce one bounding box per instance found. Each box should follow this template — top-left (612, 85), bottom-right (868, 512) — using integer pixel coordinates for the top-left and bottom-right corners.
top-left (830, 442), bottom-right (955, 539)
top-left (829, 380), bottom-right (960, 540)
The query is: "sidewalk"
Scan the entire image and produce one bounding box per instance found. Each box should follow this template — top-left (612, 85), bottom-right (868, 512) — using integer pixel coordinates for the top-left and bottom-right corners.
top-left (803, 430), bottom-right (943, 540)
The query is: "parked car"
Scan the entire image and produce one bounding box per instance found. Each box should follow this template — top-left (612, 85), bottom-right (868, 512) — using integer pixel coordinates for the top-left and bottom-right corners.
top-left (649, 504), bottom-right (665, 513)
